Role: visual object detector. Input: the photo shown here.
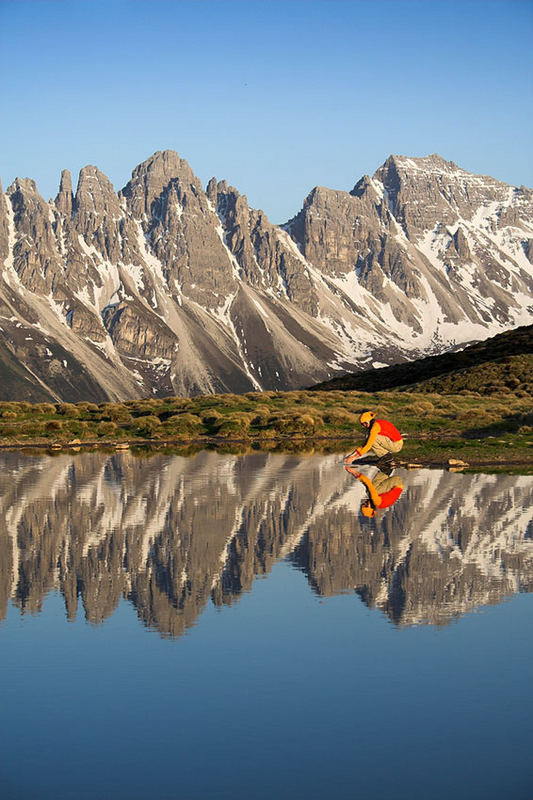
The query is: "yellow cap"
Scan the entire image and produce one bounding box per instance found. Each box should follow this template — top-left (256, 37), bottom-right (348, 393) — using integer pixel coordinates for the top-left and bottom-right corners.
top-left (361, 501), bottom-right (377, 518)
top-left (359, 411), bottom-right (376, 426)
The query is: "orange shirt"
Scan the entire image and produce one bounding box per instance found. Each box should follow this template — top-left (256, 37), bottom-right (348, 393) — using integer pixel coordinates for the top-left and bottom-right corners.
top-left (357, 418), bottom-right (403, 455)
top-left (376, 484), bottom-right (403, 508)
top-left (374, 419), bottom-right (402, 442)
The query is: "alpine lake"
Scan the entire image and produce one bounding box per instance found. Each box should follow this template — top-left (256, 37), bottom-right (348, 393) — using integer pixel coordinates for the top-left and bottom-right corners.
top-left (1, 448), bottom-right (532, 800)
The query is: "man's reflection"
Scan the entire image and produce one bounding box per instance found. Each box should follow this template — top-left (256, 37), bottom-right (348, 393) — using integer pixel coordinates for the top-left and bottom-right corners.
top-left (345, 465), bottom-right (404, 518)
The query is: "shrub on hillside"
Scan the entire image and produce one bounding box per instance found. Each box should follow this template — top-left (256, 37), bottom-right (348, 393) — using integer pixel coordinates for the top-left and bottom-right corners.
top-left (162, 400), bottom-right (191, 415)
top-left (287, 403), bottom-right (322, 417)
top-left (66, 421), bottom-right (91, 440)
top-left (132, 415), bottom-right (162, 437)
top-left (77, 402), bottom-right (99, 414)
top-left (97, 421), bottom-right (118, 436)
top-left (161, 413), bottom-right (202, 436)
top-left (213, 412), bottom-right (254, 437)
top-left (250, 405), bottom-right (271, 426)
top-left (36, 403), bottom-right (57, 415)
top-left (290, 392), bottom-right (311, 404)
top-left (405, 400), bottom-right (435, 415)
top-left (20, 421), bottom-right (47, 436)
top-left (256, 427), bottom-right (277, 440)
top-left (216, 393), bottom-right (248, 408)
top-left (216, 419), bottom-right (251, 438)
top-left (457, 408), bottom-right (483, 422)
top-left (56, 403), bottom-right (79, 418)
top-left (0, 424), bottom-right (18, 437)
top-left (46, 420), bottom-right (63, 431)
top-left (100, 404), bottom-right (133, 423)
top-left (323, 409), bottom-right (359, 426)
top-left (128, 402), bottom-right (156, 416)
top-left (270, 414), bottom-right (317, 435)
top-left (201, 410), bottom-right (223, 425)
top-left (0, 402), bottom-right (20, 415)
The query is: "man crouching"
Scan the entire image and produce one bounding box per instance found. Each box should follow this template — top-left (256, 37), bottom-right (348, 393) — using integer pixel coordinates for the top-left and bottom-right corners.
top-left (344, 410), bottom-right (403, 465)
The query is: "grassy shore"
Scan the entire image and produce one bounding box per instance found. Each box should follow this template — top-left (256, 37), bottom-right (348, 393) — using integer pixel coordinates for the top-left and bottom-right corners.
top-left (1, 389), bottom-right (532, 468)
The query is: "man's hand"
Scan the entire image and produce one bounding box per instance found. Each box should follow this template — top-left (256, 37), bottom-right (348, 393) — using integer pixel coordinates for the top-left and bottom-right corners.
top-left (344, 449), bottom-right (361, 465)
top-left (344, 465), bottom-right (362, 478)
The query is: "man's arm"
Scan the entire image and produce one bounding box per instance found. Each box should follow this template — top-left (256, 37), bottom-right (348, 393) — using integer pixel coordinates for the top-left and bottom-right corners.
top-left (355, 421), bottom-right (381, 456)
top-left (344, 466), bottom-right (381, 506)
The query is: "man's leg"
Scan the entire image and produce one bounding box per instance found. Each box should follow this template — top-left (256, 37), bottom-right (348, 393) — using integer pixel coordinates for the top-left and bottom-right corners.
top-left (369, 435), bottom-right (403, 458)
top-left (372, 472), bottom-right (403, 494)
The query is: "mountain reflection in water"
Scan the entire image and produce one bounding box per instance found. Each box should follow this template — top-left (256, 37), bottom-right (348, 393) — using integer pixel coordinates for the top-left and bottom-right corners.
top-left (0, 451), bottom-right (532, 636)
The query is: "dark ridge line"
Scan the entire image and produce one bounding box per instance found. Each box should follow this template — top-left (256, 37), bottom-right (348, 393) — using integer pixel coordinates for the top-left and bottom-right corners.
top-left (309, 324), bottom-right (533, 393)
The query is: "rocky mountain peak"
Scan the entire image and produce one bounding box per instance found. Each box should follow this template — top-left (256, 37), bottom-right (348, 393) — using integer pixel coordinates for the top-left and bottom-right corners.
top-left (350, 174), bottom-right (374, 198)
top-left (377, 153), bottom-right (459, 180)
top-left (70, 165), bottom-right (125, 264)
top-left (206, 176), bottom-right (218, 204)
top-left (55, 169), bottom-right (74, 217)
top-left (371, 153), bottom-right (513, 236)
top-left (141, 149), bottom-right (191, 179)
top-left (74, 164), bottom-right (115, 198)
top-left (373, 153), bottom-right (477, 203)
top-left (0, 178), bottom-right (9, 264)
top-left (3, 175), bottom-right (62, 294)
top-left (7, 176), bottom-right (49, 222)
top-left (74, 165), bottom-right (118, 211)
top-left (120, 150), bottom-right (199, 219)
top-left (8, 177), bottom-right (39, 194)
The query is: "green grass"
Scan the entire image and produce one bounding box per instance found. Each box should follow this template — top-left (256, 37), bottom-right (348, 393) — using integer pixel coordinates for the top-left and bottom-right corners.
top-left (1, 388), bottom-right (532, 465)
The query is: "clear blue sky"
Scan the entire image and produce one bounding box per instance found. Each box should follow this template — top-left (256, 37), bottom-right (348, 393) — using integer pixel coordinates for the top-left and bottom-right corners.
top-left (1, 0), bottom-right (532, 223)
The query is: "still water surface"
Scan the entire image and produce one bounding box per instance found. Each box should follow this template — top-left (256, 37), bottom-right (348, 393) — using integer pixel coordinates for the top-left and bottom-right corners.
top-left (1, 451), bottom-right (532, 799)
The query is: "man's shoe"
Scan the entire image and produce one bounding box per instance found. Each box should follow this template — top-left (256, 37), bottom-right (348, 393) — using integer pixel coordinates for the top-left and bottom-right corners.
top-left (376, 454), bottom-right (395, 475)
top-left (377, 463), bottom-right (394, 477)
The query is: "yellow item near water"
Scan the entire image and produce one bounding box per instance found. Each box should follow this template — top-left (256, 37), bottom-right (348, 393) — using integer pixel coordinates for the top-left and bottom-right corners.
top-left (359, 411), bottom-right (376, 426)
top-left (360, 502), bottom-right (377, 518)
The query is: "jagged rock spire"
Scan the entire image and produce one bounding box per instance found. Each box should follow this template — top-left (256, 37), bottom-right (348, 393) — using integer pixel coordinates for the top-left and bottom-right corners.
top-left (0, 178), bottom-right (10, 264)
top-left (55, 169), bottom-right (74, 217)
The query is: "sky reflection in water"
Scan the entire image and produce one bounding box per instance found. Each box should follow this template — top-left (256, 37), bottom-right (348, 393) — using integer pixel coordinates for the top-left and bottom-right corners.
top-left (1, 451), bottom-right (532, 800)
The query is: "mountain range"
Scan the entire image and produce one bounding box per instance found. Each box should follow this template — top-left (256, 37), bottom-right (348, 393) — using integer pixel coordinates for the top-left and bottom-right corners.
top-left (1, 151), bottom-right (532, 400)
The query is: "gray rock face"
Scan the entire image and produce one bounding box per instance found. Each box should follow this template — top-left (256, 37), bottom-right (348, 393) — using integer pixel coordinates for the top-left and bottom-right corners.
top-left (287, 153), bottom-right (533, 341)
top-left (0, 150), bottom-right (532, 400)
top-left (55, 169), bottom-right (73, 217)
top-left (0, 180), bottom-right (10, 267)
top-left (121, 152), bottom-right (236, 309)
top-left (7, 177), bottom-right (63, 295)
